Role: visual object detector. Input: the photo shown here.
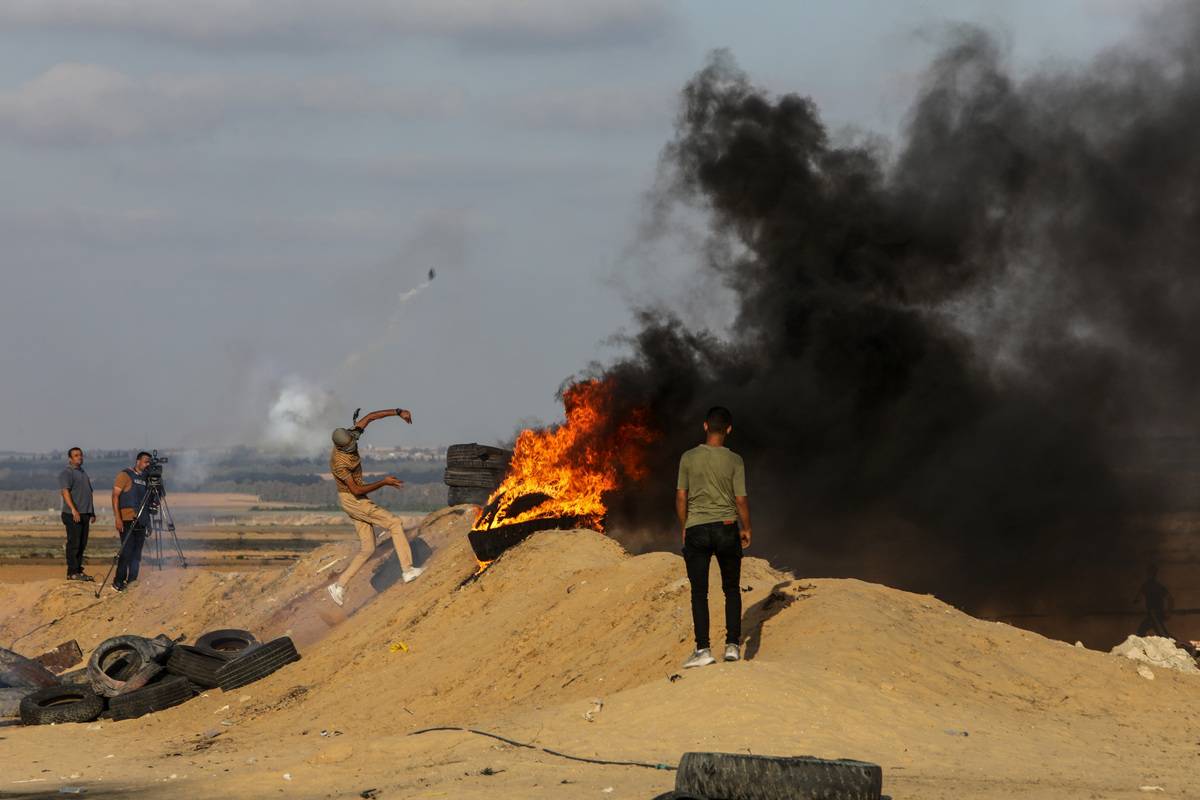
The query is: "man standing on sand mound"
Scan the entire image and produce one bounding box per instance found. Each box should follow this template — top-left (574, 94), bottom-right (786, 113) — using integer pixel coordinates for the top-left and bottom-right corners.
top-left (326, 407), bottom-right (424, 606)
top-left (676, 406), bottom-right (751, 669)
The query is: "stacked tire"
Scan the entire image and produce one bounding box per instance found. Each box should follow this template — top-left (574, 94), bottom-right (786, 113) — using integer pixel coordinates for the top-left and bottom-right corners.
top-left (444, 443), bottom-right (511, 506)
top-left (13, 627), bottom-right (302, 727)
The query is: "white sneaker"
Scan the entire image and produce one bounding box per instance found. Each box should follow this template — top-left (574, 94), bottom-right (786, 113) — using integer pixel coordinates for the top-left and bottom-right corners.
top-left (682, 648), bottom-right (716, 669)
top-left (326, 583), bottom-right (345, 606)
top-left (724, 643), bottom-right (741, 662)
top-left (401, 566), bottom-right (425, 584)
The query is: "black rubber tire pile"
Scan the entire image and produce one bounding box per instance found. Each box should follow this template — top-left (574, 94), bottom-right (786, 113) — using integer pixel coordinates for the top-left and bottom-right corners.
top-left (4, 627), bottom-right (301, 727)
top-left (444, 443), bottom-right (512, 506)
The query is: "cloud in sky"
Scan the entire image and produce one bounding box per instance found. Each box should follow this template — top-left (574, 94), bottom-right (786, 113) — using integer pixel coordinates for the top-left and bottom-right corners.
top-left (501, 85), bottom-right (675, 132)
top-left (0, 0), bottom-right (676, 50)
top-left (0, 63), bottom-right (464, 145)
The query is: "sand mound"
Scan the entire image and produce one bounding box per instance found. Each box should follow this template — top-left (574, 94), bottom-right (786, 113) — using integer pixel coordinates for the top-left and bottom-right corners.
top-left (2, 511), bottom-right (1198, 799)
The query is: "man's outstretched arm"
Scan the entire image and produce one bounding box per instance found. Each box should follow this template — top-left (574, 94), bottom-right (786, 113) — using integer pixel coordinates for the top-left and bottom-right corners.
top-left (344, 474), bottom-right (405, 498)
top-left (355, 408), bottom-right (413, 430)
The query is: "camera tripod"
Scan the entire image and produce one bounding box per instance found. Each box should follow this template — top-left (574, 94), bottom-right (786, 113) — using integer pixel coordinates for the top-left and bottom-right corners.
top-left (96, 482), bottom-right (187, 598)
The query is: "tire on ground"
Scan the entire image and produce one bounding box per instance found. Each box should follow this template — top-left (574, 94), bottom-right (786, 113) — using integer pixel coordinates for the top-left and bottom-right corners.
top-left (0, 687), bottom-right (36, 718)
top-left (0, 647), bottom-right (60, 689)
top-left (215, 637), bottom-right (301, 691)
top-left (674, 752), bottom-right (884, 800)
top-left (88, 635), bottom-right (159, 698)
top-left (59, 668), bottom-right (90, 685)
top-left (166, 644), bottom-right (225, 690)
top-left (19, 685), bottom-right (105, 725)
top-left (108, 674), bottom-right (194, 721)
top-left (194, 629), bottom-right (259, 662)
top-left (115, 663), bottom-right (165, 695)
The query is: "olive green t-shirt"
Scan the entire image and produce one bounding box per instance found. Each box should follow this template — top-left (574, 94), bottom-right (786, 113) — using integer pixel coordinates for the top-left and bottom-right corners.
top-left (677, 444), bottom-right (747, 528)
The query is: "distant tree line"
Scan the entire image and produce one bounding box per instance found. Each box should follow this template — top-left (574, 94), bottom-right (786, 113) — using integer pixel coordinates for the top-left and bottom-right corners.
top-left (0, 482), bottom-right (448, 512)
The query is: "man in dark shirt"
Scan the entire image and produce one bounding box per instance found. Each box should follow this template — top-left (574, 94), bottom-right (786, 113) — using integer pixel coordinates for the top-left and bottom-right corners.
top-left (111, 452), bottom-right (153, 592)
top-left (57, 447), bottom-right (95, 582)
top-left (1135, 564), bottom-right (1174, 638)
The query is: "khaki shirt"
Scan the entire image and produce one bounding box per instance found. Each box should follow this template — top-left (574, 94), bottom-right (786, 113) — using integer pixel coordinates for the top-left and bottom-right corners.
top-left (330, 448), bottom-right (363, 495)
top-left (677, 444), bottom-right (746, 528)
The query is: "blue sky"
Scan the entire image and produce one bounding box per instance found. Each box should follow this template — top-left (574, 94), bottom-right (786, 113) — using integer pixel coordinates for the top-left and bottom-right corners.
top-left (0, 0), bottom-right (1160, 452)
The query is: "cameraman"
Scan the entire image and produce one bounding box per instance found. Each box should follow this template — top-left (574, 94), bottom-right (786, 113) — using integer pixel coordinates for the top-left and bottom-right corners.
top-left (111, 451), bottom-right (154, 592)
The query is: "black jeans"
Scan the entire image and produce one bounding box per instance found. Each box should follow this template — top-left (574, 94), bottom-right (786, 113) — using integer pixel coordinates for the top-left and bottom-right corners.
top-left (683, 521), bottom-right (742, 650)
top-left (115, 521), bottom-right (147, 586)
top-left (61, 512), bottom-right (91, 576)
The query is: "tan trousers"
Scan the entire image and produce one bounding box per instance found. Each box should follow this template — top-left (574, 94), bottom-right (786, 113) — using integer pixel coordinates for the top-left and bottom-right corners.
top-left (336, 493), bottom-right (413, 586)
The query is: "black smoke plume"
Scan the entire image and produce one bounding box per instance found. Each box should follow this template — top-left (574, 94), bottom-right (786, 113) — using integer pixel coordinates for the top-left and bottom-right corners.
top-left (597, 13), bottom-right (1200, 611)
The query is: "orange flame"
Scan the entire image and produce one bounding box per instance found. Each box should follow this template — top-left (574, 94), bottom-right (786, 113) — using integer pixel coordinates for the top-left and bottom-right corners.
top-left (473, 379), bottom-right (656, 533)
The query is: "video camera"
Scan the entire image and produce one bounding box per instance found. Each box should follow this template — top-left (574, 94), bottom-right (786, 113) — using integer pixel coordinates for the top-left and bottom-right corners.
top-left (145, 450), bottom-right (168, 489)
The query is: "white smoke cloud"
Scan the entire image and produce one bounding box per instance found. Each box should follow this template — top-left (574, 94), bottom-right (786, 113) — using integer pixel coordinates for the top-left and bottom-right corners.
top-left (171, 448), bottom-right (217, 488)
top-left (263, 377), bottom-right (338, 454)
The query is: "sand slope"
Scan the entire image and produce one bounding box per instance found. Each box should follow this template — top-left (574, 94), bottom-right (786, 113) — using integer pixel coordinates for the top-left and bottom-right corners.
top-left (1, 509), bottom-right (1197, 799)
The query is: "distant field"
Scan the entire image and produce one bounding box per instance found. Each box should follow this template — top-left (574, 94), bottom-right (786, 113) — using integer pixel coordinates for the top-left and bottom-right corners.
top-left (0, 509), bottom-right (429, 573)
top-left (151, 491), bottom-right (314, 510)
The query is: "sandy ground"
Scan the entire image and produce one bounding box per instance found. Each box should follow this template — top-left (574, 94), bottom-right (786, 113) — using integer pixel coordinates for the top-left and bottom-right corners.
top-left (1, 507), bottom-right (1198, 799)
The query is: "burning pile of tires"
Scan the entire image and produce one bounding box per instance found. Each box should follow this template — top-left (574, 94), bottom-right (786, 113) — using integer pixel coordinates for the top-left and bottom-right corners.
top-left (444, 443), bottom-right (511, 506)
top-left (4, 629), bottom-right (300, 726)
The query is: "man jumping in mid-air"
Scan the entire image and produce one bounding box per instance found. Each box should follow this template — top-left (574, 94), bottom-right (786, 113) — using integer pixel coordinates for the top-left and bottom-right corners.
top-left (326, 407), bottom-right (423, 606)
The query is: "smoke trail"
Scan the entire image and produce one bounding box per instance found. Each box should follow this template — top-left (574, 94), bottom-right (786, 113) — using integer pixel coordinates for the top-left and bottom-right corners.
top-left (598, 11), bottom-right (1200, 609)
top-left (340, 268), bottom-right (436, 375)
top-left (260, 269), bottom-right (437, 453)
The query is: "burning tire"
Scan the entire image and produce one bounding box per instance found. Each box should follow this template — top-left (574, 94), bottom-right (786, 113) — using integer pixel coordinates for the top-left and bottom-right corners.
top-left (166, 644), bottom-right (225, 690)
top-left (108, 674), bottom-right (194, 721)
top-left (19, 685), bottom-right (104, 726)
top-left (674, 753), bottom-right (883, 800)
top-left (215, 637), bottom-right (300, 691)
top-left (0, 647), bottom-right (60, 689)
top-left (194, 629), bottom-right (259, 661)
top-left (88, 635), bottom-right (160, 698)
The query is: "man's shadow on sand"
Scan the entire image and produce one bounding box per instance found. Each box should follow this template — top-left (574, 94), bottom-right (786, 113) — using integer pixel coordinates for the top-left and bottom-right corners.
top-left (741, 581), bottom-right (813, 661)
top-left (368, 536), bottom-right (434, 594)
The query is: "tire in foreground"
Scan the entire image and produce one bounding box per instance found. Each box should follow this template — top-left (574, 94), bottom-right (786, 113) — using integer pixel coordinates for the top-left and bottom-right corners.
top-left (166, 644), bottom-right (225, 690)
top-left (215, 637), bottom-right (301, 691)
top-left (88, 635), bottom-right (160, 698)
top-left (194, 629), bottom-right (259, 661)
top-left (674, 752), bottom-right (884, 800)
top-left (108, 674), bottom-right (194, 721)
top-left (19, 685), bottom-right (105, 726)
